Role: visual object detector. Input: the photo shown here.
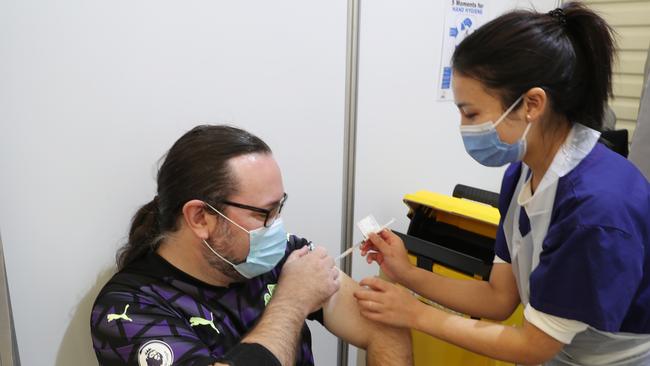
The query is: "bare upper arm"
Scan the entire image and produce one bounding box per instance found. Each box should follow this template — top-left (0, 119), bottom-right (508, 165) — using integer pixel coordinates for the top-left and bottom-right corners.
top-left (519, 318), bottom-right (565, 363)
top-left (322, 270), bottom-right (384, 348)
top-left (488, 263), bottom-right (520, 320)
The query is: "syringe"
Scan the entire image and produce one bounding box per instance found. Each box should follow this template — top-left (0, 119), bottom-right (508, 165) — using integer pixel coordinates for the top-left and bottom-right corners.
top-left (335, 241), bottom-right (364, 262)
top-left (335, 218), bottom-right (395, 262)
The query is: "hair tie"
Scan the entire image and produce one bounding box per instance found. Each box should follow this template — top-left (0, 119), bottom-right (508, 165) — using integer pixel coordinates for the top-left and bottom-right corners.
top-left (548, 8), bottom-right (567, 25)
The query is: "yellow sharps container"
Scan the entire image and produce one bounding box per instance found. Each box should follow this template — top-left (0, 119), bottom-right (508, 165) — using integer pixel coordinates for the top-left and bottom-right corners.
top-left (395, 187), bottom-right (523, 366)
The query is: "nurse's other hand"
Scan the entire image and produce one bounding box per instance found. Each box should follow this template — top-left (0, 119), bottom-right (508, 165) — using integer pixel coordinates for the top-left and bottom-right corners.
top-left (360, 230), bottom-right (412, 283)
top-left (354, 276), bottom-right (423, 329)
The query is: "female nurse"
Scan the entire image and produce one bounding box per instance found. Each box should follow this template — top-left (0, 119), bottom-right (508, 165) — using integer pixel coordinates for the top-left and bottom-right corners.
top-left (353, 2), bottom-right (650, 365)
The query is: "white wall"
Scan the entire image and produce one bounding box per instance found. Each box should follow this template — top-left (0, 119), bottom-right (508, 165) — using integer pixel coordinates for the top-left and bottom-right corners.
top-left (1, 0), bottom-right (569, 365)
top-left (0, 1), bottom-right (347, 365)
top-left (349, 0), bottom-right (561, 364)
top-left (584, 0), bottom-right (650, 139)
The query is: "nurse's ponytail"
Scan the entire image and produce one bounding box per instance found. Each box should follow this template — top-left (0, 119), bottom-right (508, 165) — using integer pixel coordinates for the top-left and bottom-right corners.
top-left (562, 2), bottom-right (615, 130)
top-left (452, 1), bottom-right (615, 131)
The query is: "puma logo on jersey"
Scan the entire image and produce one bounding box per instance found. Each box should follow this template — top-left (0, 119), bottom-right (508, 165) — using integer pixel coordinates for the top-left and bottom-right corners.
top-left (189, 312), bottom-right (220, 333)
top-left (264, 284), bottom-right (277, 306)
top-left (107, 304), bottom-right (132, 322)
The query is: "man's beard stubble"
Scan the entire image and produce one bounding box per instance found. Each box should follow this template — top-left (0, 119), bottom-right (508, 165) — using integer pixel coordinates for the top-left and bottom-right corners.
top-left (203, 220), bottom-right (247, 282)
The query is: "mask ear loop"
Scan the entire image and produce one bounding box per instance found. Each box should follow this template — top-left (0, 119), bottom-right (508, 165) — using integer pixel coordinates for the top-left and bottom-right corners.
top-left (493, 95), bottom-right (525, 128)
top-left (202, 239), bottom-right (237, 267)
top-left (202, 201), bottom-right (250, 267)
top-left (203, 201), bottom-right (251, 234)
top-left (517, 117), bottom-right (534, 161)
top-left (521, 120), bottom-right (533, 140)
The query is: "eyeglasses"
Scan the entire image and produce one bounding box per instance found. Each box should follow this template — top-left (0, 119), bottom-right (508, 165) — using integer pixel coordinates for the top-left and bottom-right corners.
top-left (220, 193), bottom-right (288, 227)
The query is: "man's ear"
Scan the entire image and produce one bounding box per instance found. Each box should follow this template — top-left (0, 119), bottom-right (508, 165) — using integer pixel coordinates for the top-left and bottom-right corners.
top-left (182, 200), bottom-right (215, 240)
top-left (524, 87), bottom-right (548, 124)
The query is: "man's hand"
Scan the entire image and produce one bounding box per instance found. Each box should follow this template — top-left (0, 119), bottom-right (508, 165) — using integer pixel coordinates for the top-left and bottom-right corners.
top-left (241, 245), bottom-right (339, 366)
top-left (277, 245), bottom-right (340, 315)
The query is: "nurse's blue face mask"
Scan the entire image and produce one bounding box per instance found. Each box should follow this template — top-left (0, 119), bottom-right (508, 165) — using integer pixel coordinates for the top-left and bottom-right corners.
top-left (460, 95), bottom-right (531, 167)
top-left (202, 200), bottom-right (288, 279)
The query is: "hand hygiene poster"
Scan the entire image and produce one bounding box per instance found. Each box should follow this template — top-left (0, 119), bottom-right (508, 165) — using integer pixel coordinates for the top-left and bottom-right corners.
top-left (437, 0), bottom-right (488, 101)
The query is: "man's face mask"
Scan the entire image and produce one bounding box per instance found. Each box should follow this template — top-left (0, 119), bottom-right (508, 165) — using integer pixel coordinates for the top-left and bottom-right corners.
top-left (202, 202), bottom-right (287, 279)
top-left (459, 95), bottom-right (531, 167)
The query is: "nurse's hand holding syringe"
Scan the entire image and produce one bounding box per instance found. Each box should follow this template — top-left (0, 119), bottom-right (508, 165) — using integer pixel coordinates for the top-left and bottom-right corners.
top-left (335, 216), bottom-right (395, 263)
top-left (358, 224), bottom-right (413, 284)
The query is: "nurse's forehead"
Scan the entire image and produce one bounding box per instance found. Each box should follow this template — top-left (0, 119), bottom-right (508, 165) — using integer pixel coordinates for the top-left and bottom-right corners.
top-left (453, 77), bottom-right (503, 107)
top-left (453, 75), bottom-right (484, 102)
top-left (453, 75), bottom-right (488, 95)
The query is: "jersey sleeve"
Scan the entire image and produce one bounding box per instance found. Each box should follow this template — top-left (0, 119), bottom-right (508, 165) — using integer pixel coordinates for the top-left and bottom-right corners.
top-left (529, 221), bottom-right (644, 332)
top-left (91, 290), bottom-right (219, 366)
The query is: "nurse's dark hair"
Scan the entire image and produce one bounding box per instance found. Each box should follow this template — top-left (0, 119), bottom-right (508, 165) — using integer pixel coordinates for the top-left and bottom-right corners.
top-left (452, 1), bottom-right (615, 131)
top-left (116, 125), bottom-right (272, 269)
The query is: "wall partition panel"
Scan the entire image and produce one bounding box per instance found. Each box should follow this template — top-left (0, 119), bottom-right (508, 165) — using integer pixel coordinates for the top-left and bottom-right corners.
top-left (350, 1), bottom-right (561, 364)
top-left (0, 1), bottom-right (348, 364)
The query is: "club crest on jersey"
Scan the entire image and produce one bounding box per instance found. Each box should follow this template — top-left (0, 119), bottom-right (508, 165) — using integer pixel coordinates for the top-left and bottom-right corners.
top-left (137, 340), bottom-right (173, 366)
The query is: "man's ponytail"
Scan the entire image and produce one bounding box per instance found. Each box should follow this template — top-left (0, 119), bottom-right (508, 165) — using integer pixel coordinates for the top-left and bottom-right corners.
top-left (116, 197), bottom-right (162, 269)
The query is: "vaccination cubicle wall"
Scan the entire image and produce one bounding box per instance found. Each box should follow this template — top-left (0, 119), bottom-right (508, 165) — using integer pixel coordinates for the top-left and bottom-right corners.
top-left (349, 0), bottom-right (561, 364)
top-left (1, 1), bottom-right (561, 365)
top-left (0, 2), bottom-right (349, 365)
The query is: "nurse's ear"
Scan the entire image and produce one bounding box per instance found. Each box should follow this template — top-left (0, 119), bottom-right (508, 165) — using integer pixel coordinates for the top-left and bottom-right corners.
top-left (523, 87), bottom-right (547, 124)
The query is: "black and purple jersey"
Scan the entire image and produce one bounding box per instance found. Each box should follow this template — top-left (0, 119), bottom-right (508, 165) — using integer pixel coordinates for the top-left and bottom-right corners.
top-left (91, 235), bottom-right (322, 366)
